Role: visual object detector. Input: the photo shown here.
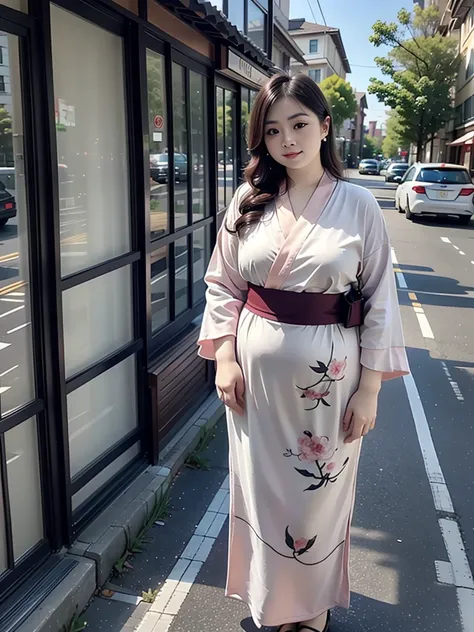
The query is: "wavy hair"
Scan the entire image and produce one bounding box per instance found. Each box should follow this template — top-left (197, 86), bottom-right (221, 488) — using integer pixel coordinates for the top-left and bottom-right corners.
top-left (232, 73), bottom-right (343, 234)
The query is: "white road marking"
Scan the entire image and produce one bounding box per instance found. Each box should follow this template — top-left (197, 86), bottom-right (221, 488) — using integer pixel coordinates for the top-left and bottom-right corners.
top-left (137, 475), bottom-right (230, 632)
top-left (1, 298), bottom-right (24, 303)
top-left (460, 251), bottom-right (466, 256)
top-left (454, 245), bottom-right (460, 250)
top-left (0, 305), bottom-right (24, 319)
top-left (403, 370), bottom-right (474, 630)
top-left (396, 272), bottom-right (408, 289)
top-left (7, 322), bottom-right (29, 334)
top-left (0, 365), bottom-right (18, 378)
top-left (0, 386), bottom-right (11, 394)
top-left (415, 312), bottom-right (435, 339)
top-left (0, 342), bottom-right (10, 351)
top-left (441, 361), bottom-right (465, 401)
top-left (441, 237), bottom-right (451, 243)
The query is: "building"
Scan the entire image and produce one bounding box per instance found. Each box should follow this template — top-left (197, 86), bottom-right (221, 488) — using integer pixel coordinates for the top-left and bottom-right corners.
top-left (0, 0), bottom-right (299, 625)
top-left (288, 19), bottom-right (351, 83)
top-left (368, 120), bottom-right (384, 139)
top-left (438, 0), bottom-right (474, 171)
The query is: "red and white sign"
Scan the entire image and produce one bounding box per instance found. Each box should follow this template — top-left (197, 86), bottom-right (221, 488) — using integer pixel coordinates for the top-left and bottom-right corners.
top-left (153, 115), bottom-right (164, 130)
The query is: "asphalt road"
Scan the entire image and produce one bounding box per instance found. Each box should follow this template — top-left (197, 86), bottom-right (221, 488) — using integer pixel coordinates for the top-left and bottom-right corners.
top-left (80, 171), bottom-right (474, 632)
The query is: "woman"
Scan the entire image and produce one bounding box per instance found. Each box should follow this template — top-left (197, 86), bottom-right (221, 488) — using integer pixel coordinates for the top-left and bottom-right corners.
top-left (198, 73), bottom-right (409, 632)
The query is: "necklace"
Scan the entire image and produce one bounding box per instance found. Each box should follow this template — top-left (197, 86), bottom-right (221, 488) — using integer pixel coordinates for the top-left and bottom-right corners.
top-left (287, 171), bottom-right (325, 219)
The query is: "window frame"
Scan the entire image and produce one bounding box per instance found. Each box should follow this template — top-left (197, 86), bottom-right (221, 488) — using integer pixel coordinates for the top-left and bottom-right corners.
top-left (223, 0), bottom-right (269, 53)
top-left (143, 35), bottom-right (215, 356)
top-left (309, 39), bottom-right (319, 54)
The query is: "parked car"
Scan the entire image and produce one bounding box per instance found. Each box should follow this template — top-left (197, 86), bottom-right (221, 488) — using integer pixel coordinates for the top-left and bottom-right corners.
top-left (150, 153), bottom-right (188, 184)
top-left (358, 159), bottom-right (380, 175)
top-left (0, 180), bottom-right (16, 228)
top-left (385, 162), bottom-right (409, 182)
top-left (395, 163), bottom-right (473, 224)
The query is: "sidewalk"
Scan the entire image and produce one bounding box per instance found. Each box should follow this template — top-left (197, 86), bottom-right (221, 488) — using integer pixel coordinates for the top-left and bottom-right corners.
top-left (78, 375), bottom-right (462, 632)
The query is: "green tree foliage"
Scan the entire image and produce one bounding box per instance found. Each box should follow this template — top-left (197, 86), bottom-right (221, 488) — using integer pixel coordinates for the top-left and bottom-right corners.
top-left (362, 135), bottom-right (382, 159)
top-left (369, 4), bottom-right (460, 161)
top-left (382, 110), bottom-right (410, 158)
top-left (320, 75), bottom-right (357, 134)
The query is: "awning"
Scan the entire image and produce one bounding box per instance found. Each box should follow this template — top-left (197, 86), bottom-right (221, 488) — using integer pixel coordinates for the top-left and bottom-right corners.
top-left (448, 130), bottom-right (474, 146)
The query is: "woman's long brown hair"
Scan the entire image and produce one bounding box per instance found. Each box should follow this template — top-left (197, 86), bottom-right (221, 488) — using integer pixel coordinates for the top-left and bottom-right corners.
top-left (232, 73), bottom-right (343, 234)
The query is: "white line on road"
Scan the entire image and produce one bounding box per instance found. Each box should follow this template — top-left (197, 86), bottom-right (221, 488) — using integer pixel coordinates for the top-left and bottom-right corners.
top-left (396, 272), bottom-right (408, 289)
top-left (460, 251), bottom-right (466, 256)
top-left (7, 322), bottom-right (29, 335)
top-left (454, 245), bottom-right (460, 250)
top-left (441, 237), bottom-right (451, 243)
top-left (0, 364), bottom-right (18, 378)
top-left (137, 475), bottom-right (230, 632)
top-left (441, 361), bottom-right (465, 402)
top-left (415, 312), bottom-right (435, 339)
top-left (0, 305), bottom-right (24, 319)
top-left (393, 246), bottom-right (474, 631)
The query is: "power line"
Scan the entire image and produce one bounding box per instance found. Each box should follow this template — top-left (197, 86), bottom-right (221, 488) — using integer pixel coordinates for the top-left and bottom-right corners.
top-left (307, 0), bottom-right (327, 28)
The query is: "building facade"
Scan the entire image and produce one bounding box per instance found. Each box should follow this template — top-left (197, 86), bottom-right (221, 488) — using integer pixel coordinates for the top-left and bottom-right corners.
top-left (438, 0), bottom-right (474, 171)
top-left (288, 19), bottom-right (351, 84)
top-left (0, 0), bottom-right (299, 622)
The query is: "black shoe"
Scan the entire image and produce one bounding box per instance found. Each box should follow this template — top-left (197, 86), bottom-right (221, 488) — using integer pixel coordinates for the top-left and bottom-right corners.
top-left (298, 610), bottom-right (330, 632)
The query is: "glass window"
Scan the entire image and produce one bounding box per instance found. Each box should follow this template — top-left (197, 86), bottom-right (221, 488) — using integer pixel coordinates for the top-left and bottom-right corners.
top-left (309, 39), bottom-right (319, 53)
top-left (62, 266), bottom-right (133, 378)
top-left (0, 468), bottom-right (6, 573)
top-left (175, 236), bottom-right (188, 316)
top-left (190, 72), bottom-right (207, 223)
top-left (151, 244), bottom-right (169, 332)
top-left (147, 50), bottom-right (169, 239)
top-left (0, 33), bottom-right (35, 418)
top-left (6, 417), bottom-right (44, 562)
top-left (67, 355), bottom-right (138, 479)
top-left (227, 0), bottom-right (244, 32)
top-left (0, 0), bottom-right (28, 11)
top-left (217, 87), bottom-right (225, 211)
top-left (172, 64), bottom-right (189, 230)
top-left (309, 69), bottom-right (321, 83)
top-left (403, 167), bottom-right (415, 182)
top-left (417, 168), bottom-right (471, 184)
top-left (72, 442), bottom-right (140, 511)
top-left (225, 90), bottom-right (236, 205)
top-left (247, 1), bottom-right (266, 52)
top-left (193, 225), bottom-right (211, 305)
top-left (51, 5), bottom-right (131, 278)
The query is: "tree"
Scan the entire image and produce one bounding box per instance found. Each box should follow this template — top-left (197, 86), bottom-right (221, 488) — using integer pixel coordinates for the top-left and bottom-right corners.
top-left (362, 135), bottom-right (382, 159)
top-left (368, 4), bottom-right (460, 161)
top-left (382, 110), bottom-right (409, 158)
top-left (320, 75), bottom-right (357, 135)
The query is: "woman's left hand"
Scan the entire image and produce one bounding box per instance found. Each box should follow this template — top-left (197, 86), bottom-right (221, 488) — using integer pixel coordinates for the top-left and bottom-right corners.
top-left (343, 387), bottom-right (379, 444)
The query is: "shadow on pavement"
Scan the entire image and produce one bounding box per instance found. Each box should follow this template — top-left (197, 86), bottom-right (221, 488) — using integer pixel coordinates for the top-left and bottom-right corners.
top-left (408, 215), bottom-right (474, 231)
top-left (397, 270), bottom-right (474, 308)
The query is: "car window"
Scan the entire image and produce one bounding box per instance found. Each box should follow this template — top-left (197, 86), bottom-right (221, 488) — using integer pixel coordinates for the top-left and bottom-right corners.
top-left (416, 168), bottom-right (471, 184)
top-left (402, 167), bottom-right (416, 182)
top-left (392, 164), bottom-right (408, 171)
top-left (175, 154), bottom-right (187, 163)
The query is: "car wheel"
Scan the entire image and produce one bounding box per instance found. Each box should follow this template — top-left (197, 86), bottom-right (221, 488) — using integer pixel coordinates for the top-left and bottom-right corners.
top-left (0, 218), bottom-right (7, 229)
top-left (459, 215), bottom-right (471, 225)
top-left (406, 197), bottom-right (414, 220)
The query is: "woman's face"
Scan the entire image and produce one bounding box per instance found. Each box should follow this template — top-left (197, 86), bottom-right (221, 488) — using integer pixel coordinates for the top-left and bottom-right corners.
top-left (264, 97), bottom-right (330, 170)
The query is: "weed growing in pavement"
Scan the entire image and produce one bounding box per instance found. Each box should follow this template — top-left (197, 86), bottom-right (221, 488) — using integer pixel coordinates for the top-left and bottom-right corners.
top-left (185, 425), bottom-right (216, 470)
top-left (61, 607), bottom-right (87, 631)
top-left (141, 588), bottom-right (159, 603)
top-left (113, 486), bottom-right (172, 575)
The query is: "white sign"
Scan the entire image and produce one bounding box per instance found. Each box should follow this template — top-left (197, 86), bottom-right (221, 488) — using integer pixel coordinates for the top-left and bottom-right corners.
top-left (153, 132), bottom-right (163, 142)
top-left (56, 98), bottom-right (75, 127)
top-left (228, 50), bottom-right (268, 87)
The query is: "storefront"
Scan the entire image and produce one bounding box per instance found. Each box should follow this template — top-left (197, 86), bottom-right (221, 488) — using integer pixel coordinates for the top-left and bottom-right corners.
top-left (0, 0), bottom-right (274, 614)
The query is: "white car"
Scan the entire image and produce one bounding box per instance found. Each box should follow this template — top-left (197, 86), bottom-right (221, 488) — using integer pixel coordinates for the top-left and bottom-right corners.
top-left (395, 163), bottom-right (473, 225)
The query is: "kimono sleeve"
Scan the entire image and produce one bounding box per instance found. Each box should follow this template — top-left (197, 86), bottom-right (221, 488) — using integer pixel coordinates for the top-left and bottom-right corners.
top-left (359, 195), bottom-right (410, 381)
top-left (197, 186), bottom-right (249, 360)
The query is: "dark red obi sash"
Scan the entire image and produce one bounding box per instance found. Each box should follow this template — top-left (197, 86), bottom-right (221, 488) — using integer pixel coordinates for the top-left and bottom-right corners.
top-left (244, 283), bottom-right (364, 328)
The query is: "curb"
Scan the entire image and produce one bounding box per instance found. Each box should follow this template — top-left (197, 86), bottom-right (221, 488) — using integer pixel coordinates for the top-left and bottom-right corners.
top-left (18, 394), bottom-right (224, 632)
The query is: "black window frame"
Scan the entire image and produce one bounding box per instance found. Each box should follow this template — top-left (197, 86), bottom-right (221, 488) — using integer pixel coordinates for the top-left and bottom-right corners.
top-left (143, 34), bottom-right (215, 358)
top-left (0, 75), bottom-right (5, 91)
top-left (223, 0), bottom-right (271, 55)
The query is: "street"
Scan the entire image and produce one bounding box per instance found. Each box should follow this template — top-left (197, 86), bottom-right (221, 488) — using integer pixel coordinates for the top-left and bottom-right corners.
top-left (79, 171), bottom-right (474, 632)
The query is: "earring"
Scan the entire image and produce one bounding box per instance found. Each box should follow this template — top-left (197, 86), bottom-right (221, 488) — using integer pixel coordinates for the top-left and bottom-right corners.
top-left (323, 137), bottom-right (327, 142)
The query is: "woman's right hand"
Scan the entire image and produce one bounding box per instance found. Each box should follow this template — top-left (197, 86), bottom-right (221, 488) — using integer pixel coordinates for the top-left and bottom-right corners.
top-left (215, 359), bottom-right (245, 416)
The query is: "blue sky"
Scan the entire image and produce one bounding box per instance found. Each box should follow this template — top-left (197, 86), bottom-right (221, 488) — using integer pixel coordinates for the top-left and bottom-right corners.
top-left (290, 0), bottom-right (409, 126)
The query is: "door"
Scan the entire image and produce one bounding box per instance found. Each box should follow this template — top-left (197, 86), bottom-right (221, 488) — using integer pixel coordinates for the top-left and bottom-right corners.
top-left (0, 14), bottom-right (50, 599)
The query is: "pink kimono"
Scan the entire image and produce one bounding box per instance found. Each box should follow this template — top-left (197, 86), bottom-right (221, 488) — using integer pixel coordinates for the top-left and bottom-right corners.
top-left (198, 173), bottom-right (409, 628)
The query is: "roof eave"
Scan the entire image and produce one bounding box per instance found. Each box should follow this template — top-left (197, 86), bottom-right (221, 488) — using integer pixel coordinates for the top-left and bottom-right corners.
top-left (274, 21), bottom-right (307, 65)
